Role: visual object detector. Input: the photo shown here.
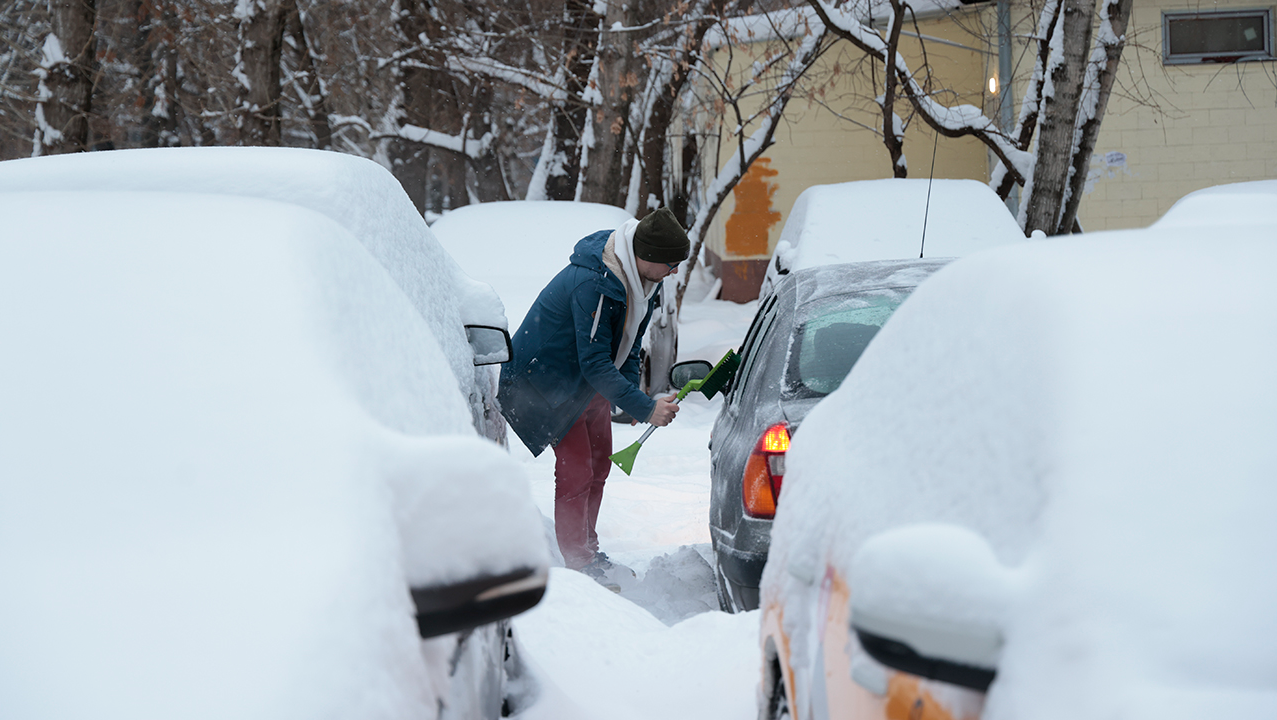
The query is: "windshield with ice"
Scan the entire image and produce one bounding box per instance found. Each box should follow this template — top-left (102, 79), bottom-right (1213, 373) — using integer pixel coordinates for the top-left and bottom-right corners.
top-left (783, 288), bottom-right (910, 399)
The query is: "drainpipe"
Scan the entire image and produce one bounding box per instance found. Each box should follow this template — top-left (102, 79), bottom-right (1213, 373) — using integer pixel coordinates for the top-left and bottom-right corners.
top-left (997, 0), bottom-right (1020, 216)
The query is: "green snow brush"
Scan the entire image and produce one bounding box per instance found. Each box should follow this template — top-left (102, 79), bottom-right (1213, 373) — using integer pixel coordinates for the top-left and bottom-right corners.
top-left (609, 348), bottom-right (742, 476)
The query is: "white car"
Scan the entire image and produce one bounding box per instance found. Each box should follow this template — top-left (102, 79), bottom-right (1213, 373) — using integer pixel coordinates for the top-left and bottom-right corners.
top-left (0, 153), bottom-right (550, 720)
top-left (0, 147), bottom-right (513, 444)
top-left (758, 211), bottom-right (1277, 719)
top-left (429, 200), bottom-right (635, 329)
top-left (759, 178), bottom-right (1026, 299)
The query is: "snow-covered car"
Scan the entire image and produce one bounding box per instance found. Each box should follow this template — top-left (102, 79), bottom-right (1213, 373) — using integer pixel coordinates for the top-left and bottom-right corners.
top-left (1152, 178), bottom-right (1277, 229)
top-left (758, 178), bottom-right (1025, 299)
top-left (708, 179), bottom-right (1025, 613)
top-left (757, 219), bottom-right (1277, 719)
top-left (0, 147), bottom-right (513, 444)
top-left (0, 185), bottom-right (549, 716)
top-left (429, 200), bottom-right (635, 329)
top-left (708, 259), bottom-right (950, 612)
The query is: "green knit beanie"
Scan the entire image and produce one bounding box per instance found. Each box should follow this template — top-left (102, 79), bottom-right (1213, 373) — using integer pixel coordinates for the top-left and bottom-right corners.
top-left (632, 207), bottom-right (690, 264)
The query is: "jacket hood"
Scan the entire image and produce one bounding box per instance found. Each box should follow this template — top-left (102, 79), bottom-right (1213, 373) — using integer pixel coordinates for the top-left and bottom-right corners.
top-left (570, 230), bottom-right (625, 300)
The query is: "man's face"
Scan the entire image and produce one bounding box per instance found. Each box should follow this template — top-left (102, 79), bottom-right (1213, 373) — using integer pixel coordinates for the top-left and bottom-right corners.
top-left (636, 258), bottom-right (682, 283)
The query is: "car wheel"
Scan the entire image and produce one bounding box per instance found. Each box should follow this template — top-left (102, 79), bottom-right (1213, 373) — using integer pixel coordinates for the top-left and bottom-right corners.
top-left (765, 656), bottom-right (792, 720)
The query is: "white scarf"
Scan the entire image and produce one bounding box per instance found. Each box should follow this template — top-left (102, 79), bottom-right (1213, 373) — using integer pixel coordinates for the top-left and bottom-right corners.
top-left (602, 219), bottom-right (658, 368)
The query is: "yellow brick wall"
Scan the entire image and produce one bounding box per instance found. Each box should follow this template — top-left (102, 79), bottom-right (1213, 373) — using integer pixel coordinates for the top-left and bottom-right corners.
top-left (1076, 0), bottom-right (1277, 230)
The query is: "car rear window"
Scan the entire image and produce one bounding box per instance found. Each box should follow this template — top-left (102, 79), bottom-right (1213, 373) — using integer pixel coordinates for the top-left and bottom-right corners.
top-left (783, 288), bottom-right (910, 399)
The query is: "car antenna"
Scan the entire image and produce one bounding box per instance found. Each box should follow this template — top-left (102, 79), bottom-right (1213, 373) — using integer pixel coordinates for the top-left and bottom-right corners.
top-left (919, 130), bottom-right (939, 258)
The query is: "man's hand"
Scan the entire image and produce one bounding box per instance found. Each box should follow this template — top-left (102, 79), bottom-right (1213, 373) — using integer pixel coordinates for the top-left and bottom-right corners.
top-left (647, 394), bottom-right (680, 427)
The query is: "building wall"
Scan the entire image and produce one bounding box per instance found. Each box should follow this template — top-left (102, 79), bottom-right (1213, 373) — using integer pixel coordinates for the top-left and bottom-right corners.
top-left (703, 7), bottom-right (997, 300)
top-left (1076, 0), bottom-right (1277, 230)
top-left (699, 0), bottom-right (1274, 301)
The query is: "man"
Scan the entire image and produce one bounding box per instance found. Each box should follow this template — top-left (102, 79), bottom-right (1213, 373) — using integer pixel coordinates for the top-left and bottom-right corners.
top-left (498, 207), bottom-right (689, 585)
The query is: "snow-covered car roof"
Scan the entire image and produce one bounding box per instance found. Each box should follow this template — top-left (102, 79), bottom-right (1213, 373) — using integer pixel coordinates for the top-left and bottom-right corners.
top-left (0, 147), bottom-right (507, 396)
top-left (0, 191), bottom-right (547, 719)
top-left (430, 200), bottom-right (634, 328)
top-left (766, 218), bottom-right (1277, 716)
top-left (1154, 179), bottom-right (1277, 229)
top-left (761, 178), bottom-right (1024, 298)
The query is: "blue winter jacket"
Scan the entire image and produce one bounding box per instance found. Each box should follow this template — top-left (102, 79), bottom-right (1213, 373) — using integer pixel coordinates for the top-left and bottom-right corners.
top-left (499, 230), bottom-right (659, 456)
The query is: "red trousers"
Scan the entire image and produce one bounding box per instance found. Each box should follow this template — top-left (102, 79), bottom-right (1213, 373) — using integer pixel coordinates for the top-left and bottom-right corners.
top-left (552, 393), bottom-right (613, 569)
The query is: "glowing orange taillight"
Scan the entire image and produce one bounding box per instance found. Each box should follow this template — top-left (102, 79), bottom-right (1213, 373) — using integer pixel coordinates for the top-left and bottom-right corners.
top-left (742, 422), bottom-right (789, 519)
top-left (760, 424), bottom-right (790, 453)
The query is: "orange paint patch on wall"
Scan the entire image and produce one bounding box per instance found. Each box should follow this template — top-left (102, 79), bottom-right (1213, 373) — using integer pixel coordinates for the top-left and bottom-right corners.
top-left (724, 157), bottom-right (781, 258)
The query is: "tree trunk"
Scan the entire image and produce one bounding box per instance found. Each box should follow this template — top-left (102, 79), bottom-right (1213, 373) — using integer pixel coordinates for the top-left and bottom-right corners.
top-left (995, 0), bottom-right (1063, 199)
top-left (578, 1), bottom-right (639, 206)
top-left (881, 0), bottom-right (908, 178)
top-left (236, 0), bottom-right (288, 146)
top-left (286, 0), bottom-right (332, 150)
top-left (1022, 0), bottom-right (1095, 235)
top-left (468, 81), bottom-right (510, 202)
top-left (1057, 0), bottom-right (1133, 233)
top-left (132, 0), bottom-right (181, 148)
top-left (545, 0), bottom-right (600, 201)
top-left (640, 9), bottom-right (719, 216)
top-left (36, 0), bottom-right (98, 155)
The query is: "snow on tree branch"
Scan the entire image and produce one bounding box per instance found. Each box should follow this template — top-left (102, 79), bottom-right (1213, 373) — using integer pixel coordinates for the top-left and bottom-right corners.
top-left (807, 0), bottom-right (1031, 186)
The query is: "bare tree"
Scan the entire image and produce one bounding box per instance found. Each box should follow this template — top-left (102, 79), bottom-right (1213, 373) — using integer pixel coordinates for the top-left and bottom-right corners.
top-left (807, 0), bottom-right (1136, 236)
top-left (646, 11), bottom-right (832, 392)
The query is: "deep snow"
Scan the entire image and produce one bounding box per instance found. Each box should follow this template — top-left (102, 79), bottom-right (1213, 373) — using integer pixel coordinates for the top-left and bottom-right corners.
top-left (498, 270), bottom-right (766, 720)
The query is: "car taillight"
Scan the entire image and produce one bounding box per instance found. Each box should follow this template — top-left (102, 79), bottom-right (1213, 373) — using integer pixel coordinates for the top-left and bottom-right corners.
top-left (742, 422), bottom-right (789, 519)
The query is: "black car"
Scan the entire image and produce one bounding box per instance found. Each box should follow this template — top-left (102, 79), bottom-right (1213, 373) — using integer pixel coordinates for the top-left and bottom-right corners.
top-left (708, 258), bottom-right (951, 611)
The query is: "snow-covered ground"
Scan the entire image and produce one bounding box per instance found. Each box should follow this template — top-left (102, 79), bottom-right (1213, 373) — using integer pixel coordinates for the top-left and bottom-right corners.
top-left (469, 241), bottom-right (764, 719)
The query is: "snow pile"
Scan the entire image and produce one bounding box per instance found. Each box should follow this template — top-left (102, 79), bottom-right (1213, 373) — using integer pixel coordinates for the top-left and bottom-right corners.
top-left (0, 147), bottom-right (502, 401)
top-left (619, 545), bottom-right (720, 626)
top-left (511, 569), bottom-right (760, 720)
top-left (0, 192), bottom-right (546, 719)
top-left (430, 200), bottom-right (634, 328)
top-left (768, 220), bottom-right (1277, 718)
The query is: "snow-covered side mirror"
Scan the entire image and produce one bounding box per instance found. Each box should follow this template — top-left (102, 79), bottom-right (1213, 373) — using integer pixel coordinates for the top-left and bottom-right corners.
top-left (450, 270), bottom-right (511, 365)
top-left (850, 524), bottom-right (1013, 691)
top-left (466, 325), bottom-right (512, 365)
top-left (388, 435), bottom-right (550, 638)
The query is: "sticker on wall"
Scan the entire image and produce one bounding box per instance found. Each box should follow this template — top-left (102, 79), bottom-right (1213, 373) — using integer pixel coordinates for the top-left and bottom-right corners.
top-left (1084, 150), bottom-right (1134, 194)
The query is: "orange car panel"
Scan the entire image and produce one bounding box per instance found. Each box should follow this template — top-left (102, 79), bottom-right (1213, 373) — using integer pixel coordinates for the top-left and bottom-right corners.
top-left (761, 565), bottom-right (984, 720)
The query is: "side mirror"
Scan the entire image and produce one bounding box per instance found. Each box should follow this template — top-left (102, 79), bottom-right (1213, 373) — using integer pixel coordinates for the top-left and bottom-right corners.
top-left (412, 566), bottom-right (548, 638)
top-left (849, 524), bottom-right (1012, 691)
top-left (669, 359), bottom-right (713, 389)
top-left (465, 325), bottom-right (512, 366)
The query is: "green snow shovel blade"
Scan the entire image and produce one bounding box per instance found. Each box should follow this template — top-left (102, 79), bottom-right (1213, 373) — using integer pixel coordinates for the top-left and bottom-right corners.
top-left (609, 348), bottom-right (741, 476)
top-left (610, 440), bottom-right (643, 476)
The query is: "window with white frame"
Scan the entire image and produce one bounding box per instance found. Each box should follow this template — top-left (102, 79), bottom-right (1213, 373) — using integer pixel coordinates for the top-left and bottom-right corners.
top-left (1163, 8), bottom-right (1275, 64)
